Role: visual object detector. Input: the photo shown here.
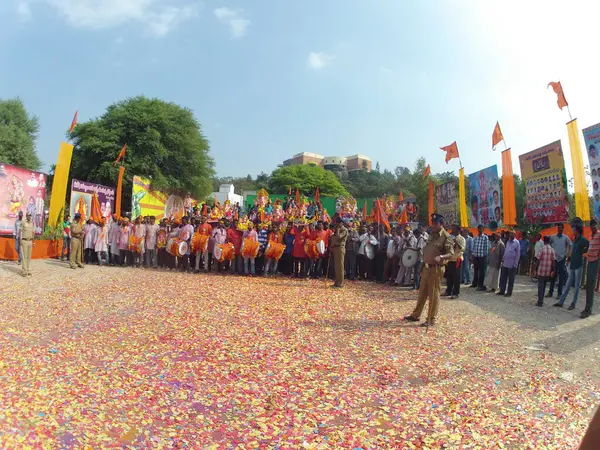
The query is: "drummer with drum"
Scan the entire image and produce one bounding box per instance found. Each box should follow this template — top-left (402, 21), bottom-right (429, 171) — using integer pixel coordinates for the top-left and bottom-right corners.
top-left (395, 225), bottom-right (418, 287)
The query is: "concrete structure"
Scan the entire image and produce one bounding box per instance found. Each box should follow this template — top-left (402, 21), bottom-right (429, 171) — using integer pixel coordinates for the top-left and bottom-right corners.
top-left (346, 154), bottom-right (372, 172)
top-left (281, 152), bottom-right (372, 173)
top-left (282, 152), bottom-right (325, 167)
top-left (322, 156), bottom-right (347, 172)
top-left (211, 184), bottom-right (243, 208)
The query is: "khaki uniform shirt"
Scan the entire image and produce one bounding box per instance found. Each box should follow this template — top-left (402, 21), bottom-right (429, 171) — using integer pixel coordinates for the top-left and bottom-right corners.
top-left (449, 234), bottom-right (466, 261)
top-left (331, 225), bottom-right (348, 249)
top-left (422, 227), bottom-right (454, 265)
top-left (21, 220), bottom-right (34, 240)
top-left (71, 222), bottom-right (84, 240)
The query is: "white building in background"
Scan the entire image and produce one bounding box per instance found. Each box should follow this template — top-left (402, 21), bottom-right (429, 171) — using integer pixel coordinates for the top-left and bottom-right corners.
top-left (211, 184), bottom-right (243, 207)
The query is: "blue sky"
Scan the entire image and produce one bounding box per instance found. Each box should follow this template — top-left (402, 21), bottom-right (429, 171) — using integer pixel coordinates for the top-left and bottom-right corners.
top-left (1, 0), bottom-right (599, 182)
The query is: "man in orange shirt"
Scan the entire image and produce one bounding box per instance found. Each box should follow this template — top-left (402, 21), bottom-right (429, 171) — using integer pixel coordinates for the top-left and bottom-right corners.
top-left (195, 215), bottom-right (213, 273)
top-left (308, 221), bottom-right (329, 278)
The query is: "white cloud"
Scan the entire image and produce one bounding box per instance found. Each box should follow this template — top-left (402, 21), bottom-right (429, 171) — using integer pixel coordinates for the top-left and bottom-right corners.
top-left (214, 7), bottom-right (249, 38)
top-left (16, 1), bottom-right (32, 20)
top-left (20, 0), bottom-right (200, 37)
top-left (307, 52), bottom-right (331, 70)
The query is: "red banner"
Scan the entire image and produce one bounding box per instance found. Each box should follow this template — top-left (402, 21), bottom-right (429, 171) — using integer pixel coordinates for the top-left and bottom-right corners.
top-left (0, 163), bottom-right (47, 236)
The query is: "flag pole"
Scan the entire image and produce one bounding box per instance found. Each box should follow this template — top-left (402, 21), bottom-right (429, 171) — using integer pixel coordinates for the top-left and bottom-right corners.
top-left (566, 105), bottom-right (573, 121)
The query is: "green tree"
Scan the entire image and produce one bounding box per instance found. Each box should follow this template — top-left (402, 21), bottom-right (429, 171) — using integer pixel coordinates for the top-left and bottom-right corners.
top-left (69, 96), bottom-right (214, 207)
top-left (0, 98), bottom-right (41, 170)
top-left (269, 164), bottom-right (348, 197)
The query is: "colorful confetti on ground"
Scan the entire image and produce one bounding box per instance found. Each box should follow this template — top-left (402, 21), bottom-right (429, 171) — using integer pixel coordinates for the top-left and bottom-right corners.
top-left (0, 261), bottom-right (598, 449)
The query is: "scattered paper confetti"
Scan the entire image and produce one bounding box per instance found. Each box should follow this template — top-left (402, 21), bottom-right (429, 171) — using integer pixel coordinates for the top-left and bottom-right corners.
top-left (0, 263), bottom-right (598, 448)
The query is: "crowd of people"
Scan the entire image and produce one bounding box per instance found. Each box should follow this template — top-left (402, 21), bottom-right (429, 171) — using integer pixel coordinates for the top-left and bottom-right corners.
top-left (20, 203), bottom-right (594, 323)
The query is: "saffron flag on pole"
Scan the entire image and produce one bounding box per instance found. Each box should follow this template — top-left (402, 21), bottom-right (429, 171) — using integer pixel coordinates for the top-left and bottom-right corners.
top-left (423, 164), bottom-right (431, 179)
top-left (428, 180), bottom-right (434, 225)
top-left (398, 205), bottom-right (408, 224)
top-left (115, 165), bottom-right (125, 217)
top-left (492, 122), bottom-right (504, 150)
top-left (374, 199), bottom-right (390, 230)
top-left (441, 141), bottom-right (459, 164)
top-left (458, 168), bottom-right (468, 227)
top-left (567, 119), bottom-right (591, 221)
top-left (69, 110), bottom-right (78, 133)
top-left (314, 187), bottom-right (320, 203)
top-left (501, 149), bottom-right (517, 226)
top-left (398, 191), bottom-right (404, 202)
top-left (295, 188), bottom-right (300, 204)
top-left (114, 144), bottom-right (127, 167)
top-left (548, 81), bottom-right (569, 110)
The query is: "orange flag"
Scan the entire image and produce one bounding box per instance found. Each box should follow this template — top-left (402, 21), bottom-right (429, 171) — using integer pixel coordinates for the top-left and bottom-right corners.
top-left (398, 191), bottom-right (404, 202)
top-left (315, 187), bottom-right (320, 203)
top-left (440, 141), bottom-right (459, 164)
top-left (548, 81), bottom-right (568, 110)
top-left (398, 206), bottom-right (408, 224)
top-left (69, 110), bottom-right (78, 133)
top-left (423, 164), bottom-right (431, 179)
top-left (295, 188), bottom-right (300, 203)
top-left (115, 166), bottom-right (125, 216)
top-left (114, 144), bottom-right (127, 167)
top-left (374, 199), bottom-right (390, 230)
top-left (492, 122), bottom-right (504, 150)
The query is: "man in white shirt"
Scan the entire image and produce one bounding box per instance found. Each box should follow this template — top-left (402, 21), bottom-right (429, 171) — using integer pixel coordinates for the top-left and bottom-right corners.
top-left (145, 216), bottom-right (159, 268)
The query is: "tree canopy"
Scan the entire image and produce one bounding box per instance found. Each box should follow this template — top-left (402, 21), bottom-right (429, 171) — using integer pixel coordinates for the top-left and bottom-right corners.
top-left (268, 164), bottom-right (349, 197)
top-left (0, 98), bottom-right (41, 170)
top-left (69, 96), bottom-right (214, 205)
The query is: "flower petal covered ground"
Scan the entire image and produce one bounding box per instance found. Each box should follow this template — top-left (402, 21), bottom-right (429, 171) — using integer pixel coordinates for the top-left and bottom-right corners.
top-left (0, 261), bottom-right (598, 449)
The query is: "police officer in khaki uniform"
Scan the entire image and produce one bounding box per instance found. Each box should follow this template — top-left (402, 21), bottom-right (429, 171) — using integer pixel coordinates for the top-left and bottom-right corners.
top-left (20, 212), bottom-right (35, 277)
top-left (69, 213), bottom-right (85, 269)
top-left (403, 213), bottom-right (454, 327)
top-left (330, 217), bottom-right (348, 288)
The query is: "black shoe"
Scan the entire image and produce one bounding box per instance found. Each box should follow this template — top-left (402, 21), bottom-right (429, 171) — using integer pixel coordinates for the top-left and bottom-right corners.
top-left (476, 287), bottom-right (486, 292)
top-left (536, 302), bottom-right (543, 307)
top-left (504, 294), bottom-right (511, 297)
top-left (403, 315), bottom-right (419, 322)
top-left (545, 293), bottom-right (553, 298)
top-left (420, 321), bottom-right (435, 327)
top-left (581, 310), bottom-right (591, 319)
top-left (469, 284), bottom-right (477, 288)
top-left (567, 304), bottom-right (575, 311)
top-left (553, 302), bottom-right (563, 307)
top-left (496, 292), bottom-right (505, 296)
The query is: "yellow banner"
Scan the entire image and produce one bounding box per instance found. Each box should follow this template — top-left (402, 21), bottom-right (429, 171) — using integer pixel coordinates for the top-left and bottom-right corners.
top-left (458, 168), bottom-right (468, 227)
top-left (501, 149), bottom-right (517, 226)
top-left (567, 119), bottom-right (591, 221)
top-left (131, 176), bottom-right (196, 220)
top-left (48, 142), bottom-right (74, 227)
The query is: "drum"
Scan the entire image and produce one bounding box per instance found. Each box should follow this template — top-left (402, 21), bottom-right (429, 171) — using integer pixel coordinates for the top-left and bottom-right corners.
top-left (316, 239), bottom-right (326, 256)
top-left (401, 248), bottom-right (419, 268)
top-left (242, 238), bottom-right (260, 259)
top-left (167, 237), bottom-right (180, 256)
top-left (176, 240), bottom-right (189, 258)
top-left (220, 242), bottom-right (235, 262)
top-left (128, 235), bottom-right (143, 254)
top-left (304, 240), bottom-right (318, 259)
top-left (213, 245), bottom-right (223, 262)
top-left (266, 241), bottom-right (285, 261)
top-left (191, 233), bottom-right (209, 254)
top-left (157, 230), bottom-right (167, 249)
top-left (365, 243), bottom-right (375, 260)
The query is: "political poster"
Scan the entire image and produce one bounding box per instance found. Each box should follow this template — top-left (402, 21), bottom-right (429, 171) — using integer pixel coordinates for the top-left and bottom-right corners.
top-left (583, 122), bottom-right (600, 220)
top-left (435, 181), bottom-right (457, 226)
top-left (518, 140), bottom-right (569, 224)
top-left (132, 176), bottom-right (196, 220)
top-left (467, 165), bottom-right (502, 227)
top-left (69, 179), bottom-right (115, 223)
top-left (0, 162), bottom-right (47, 236)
